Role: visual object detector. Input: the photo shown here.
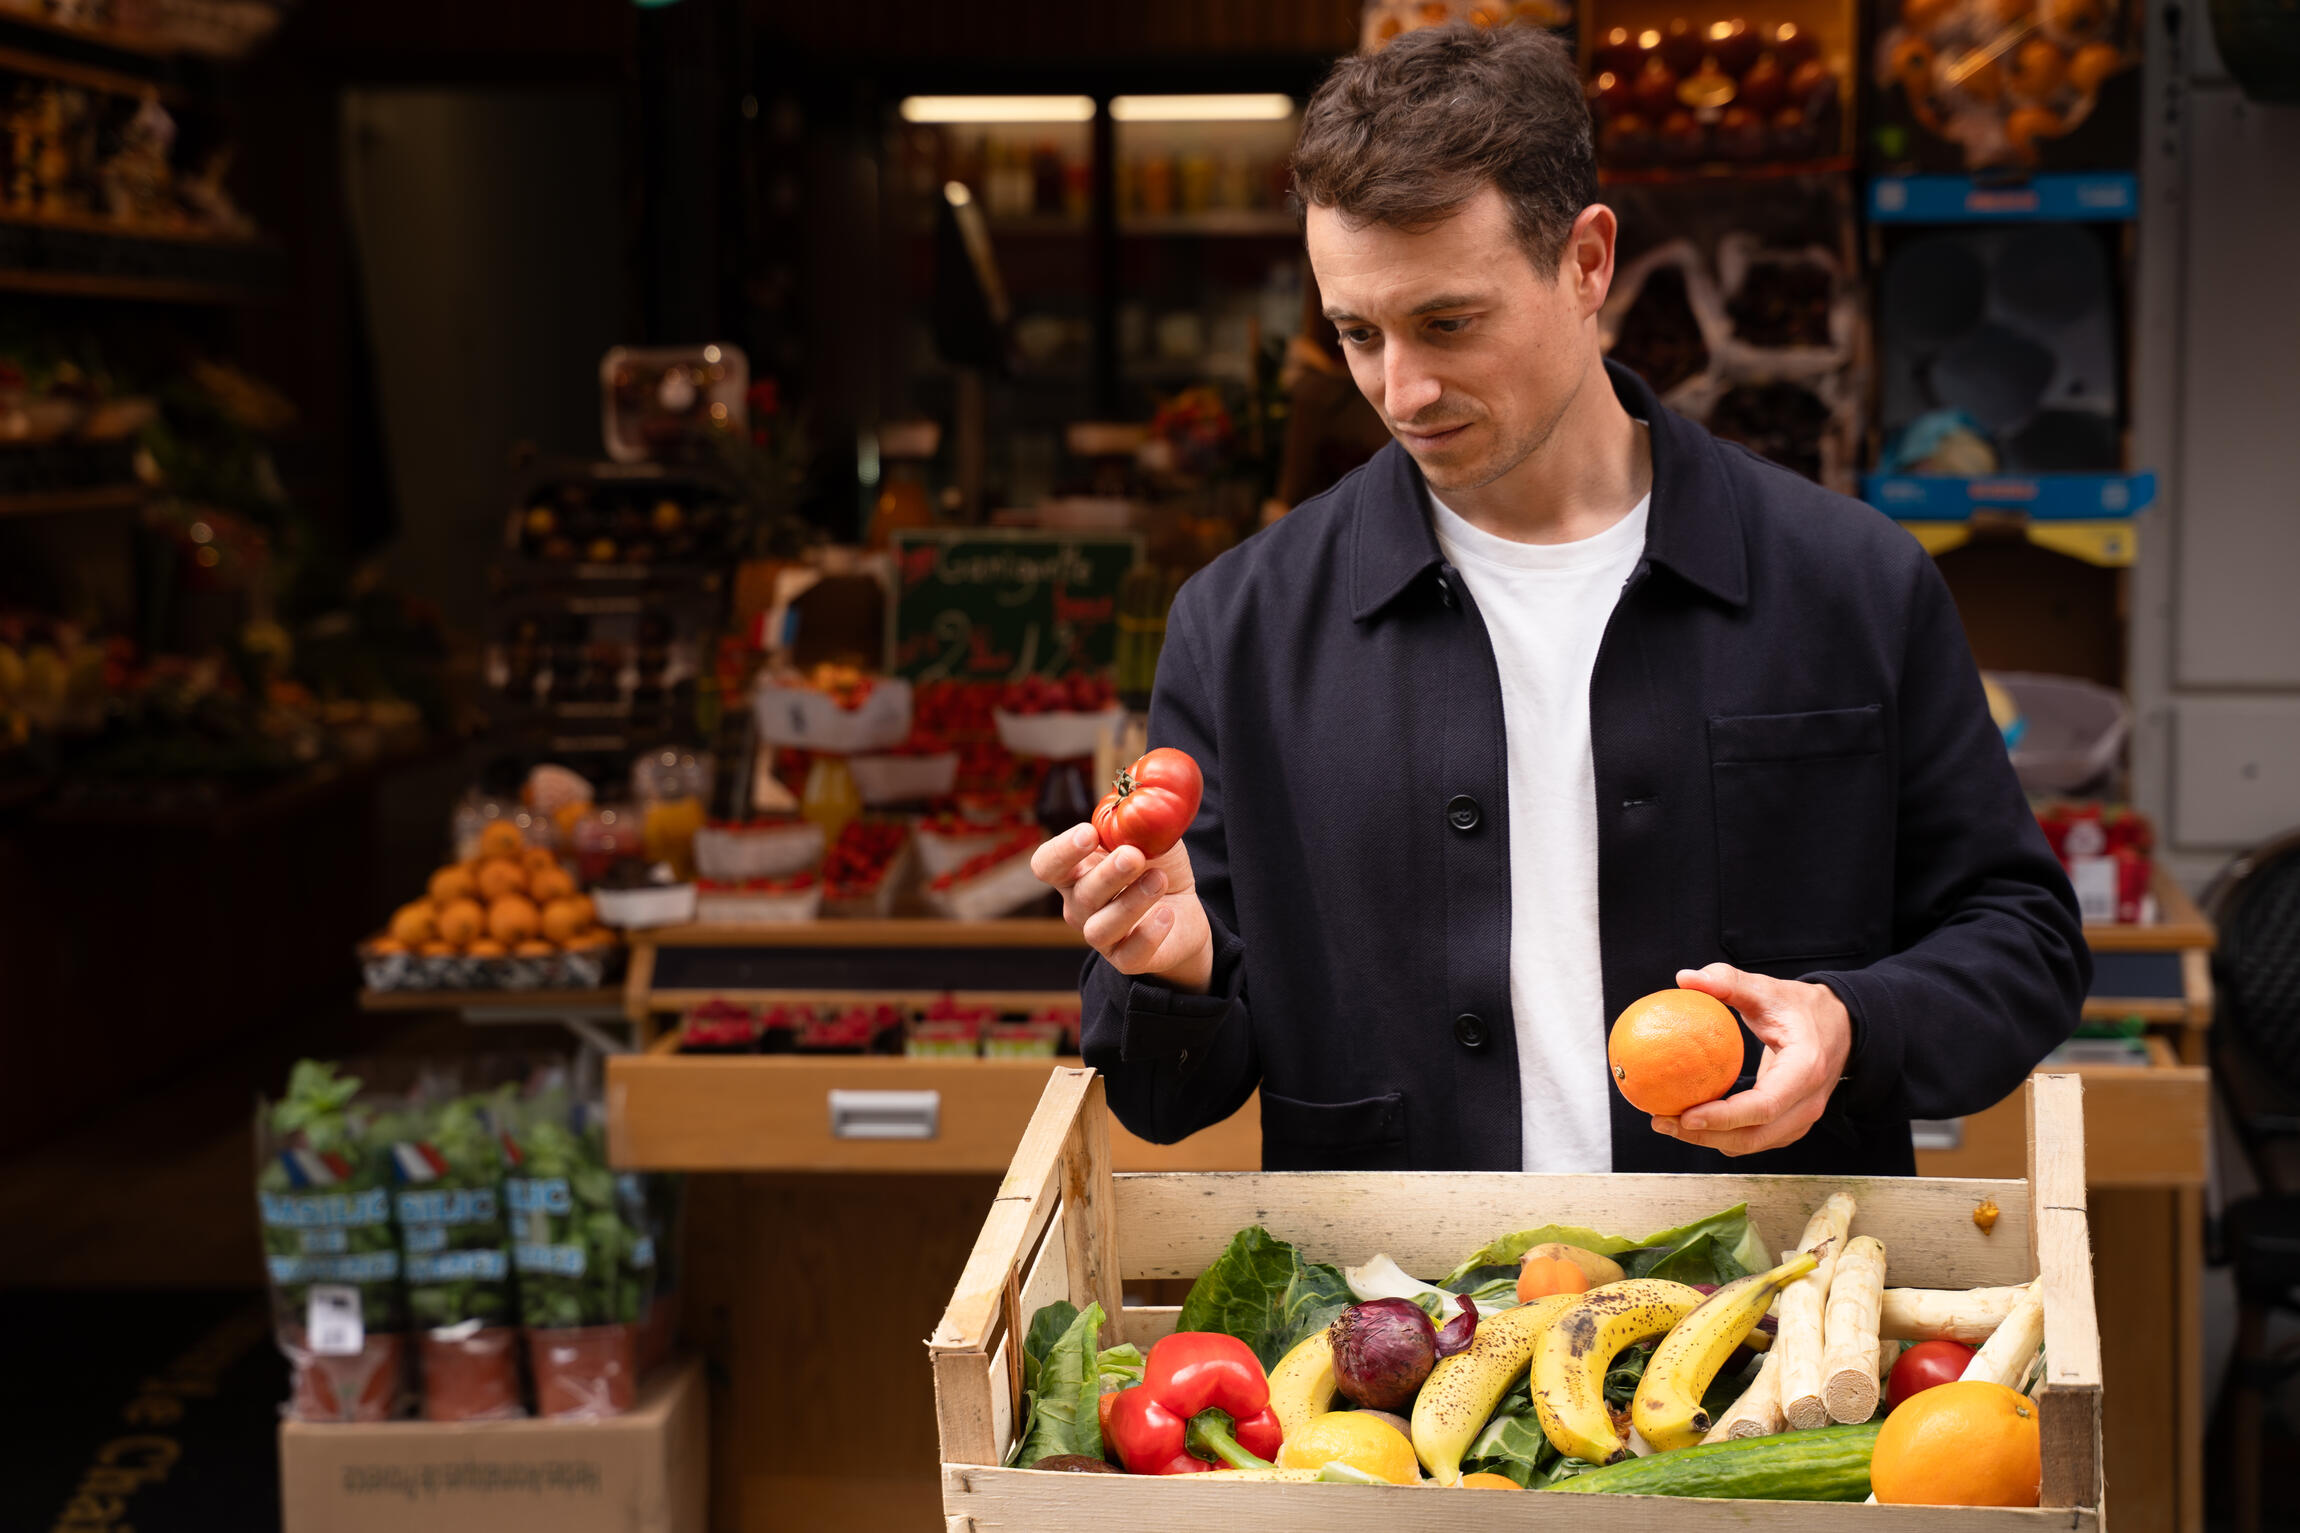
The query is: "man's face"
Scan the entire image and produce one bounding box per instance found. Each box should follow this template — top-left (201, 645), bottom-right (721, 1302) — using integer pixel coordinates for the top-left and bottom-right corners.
top-left (1307, 187), bottom-right (1614, 497)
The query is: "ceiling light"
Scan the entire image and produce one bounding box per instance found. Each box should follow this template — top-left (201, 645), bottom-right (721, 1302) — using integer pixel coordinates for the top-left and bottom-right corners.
top-left (1110, 94), bottom-right (1296, 123)
top-left (898, 96), bottom-right (1095, 124)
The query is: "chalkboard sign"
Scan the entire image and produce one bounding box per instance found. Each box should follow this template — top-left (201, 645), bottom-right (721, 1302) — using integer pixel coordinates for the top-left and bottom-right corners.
top-left (889, 529), bottom-right (1142, 682)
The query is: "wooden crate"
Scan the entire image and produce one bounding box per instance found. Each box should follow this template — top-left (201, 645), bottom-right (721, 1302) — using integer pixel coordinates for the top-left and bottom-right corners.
top-left (929, 1070), bottom-right (2103, 1530)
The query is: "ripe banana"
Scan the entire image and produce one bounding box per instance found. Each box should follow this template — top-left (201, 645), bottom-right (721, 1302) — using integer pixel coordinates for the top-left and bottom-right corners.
top-left (1408, 1293), bottom-right (1580, 1483)
top-left (1530, 1278), bottom-right (1707, 1464)
top-left (1629, 1251), bottom-right (1819, 1451)
top-left (1266, 1328), bottom-right (1340, 1438)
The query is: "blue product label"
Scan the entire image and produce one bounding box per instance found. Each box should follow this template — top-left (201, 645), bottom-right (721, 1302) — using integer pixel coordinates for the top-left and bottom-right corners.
top-left (504, 1177), bottom-right (572, 1216)
top-left (302, 1228), bottom-right (350, 1256)
top-left (395, 1187), bottom-right (498, 1226)
top-left (514, 1242), bottom-right (588, 1278)
top-left (261, 1187), bottom-right (391, 1230)
top-left (407, 1249), bottom-right (510, 1283)
top-left (268, 1250), bottom-right (400, 1284)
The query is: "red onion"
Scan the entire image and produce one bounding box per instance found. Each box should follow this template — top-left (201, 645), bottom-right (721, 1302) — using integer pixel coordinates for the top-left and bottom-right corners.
top-left (1328, 1299), bottom-right (1437, 1410)
top-left (1434, 1295), bottom-right (1479, 1358)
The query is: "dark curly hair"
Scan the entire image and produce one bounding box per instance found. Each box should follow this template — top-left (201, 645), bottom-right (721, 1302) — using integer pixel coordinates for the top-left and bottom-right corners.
top-left (1290, 24), bottom-right (1599, 274)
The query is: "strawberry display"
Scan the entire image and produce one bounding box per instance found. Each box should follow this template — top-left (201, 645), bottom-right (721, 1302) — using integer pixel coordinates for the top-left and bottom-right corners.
top-left (822, 817), bottom-right (908, 903)
top-left (927, 829), bottom-right (1044, 893)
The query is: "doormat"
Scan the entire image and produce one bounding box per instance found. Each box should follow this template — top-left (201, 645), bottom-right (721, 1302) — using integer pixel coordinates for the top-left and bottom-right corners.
top-left (1, 1289), bottom-right (283, 1533)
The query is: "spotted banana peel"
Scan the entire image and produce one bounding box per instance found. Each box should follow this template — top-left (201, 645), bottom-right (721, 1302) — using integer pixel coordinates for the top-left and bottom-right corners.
top-left (1629, 1250), bottom-right (1820, 1451)
top-left (1530, 1278), bottom-right (1708, 1464)
top-left (1409, 1293), bottom-right (1581, 1483)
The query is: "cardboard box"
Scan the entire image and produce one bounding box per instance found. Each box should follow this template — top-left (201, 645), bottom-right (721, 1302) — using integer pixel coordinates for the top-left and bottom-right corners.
top-left (279, 1355), bottom-right (705, 1533)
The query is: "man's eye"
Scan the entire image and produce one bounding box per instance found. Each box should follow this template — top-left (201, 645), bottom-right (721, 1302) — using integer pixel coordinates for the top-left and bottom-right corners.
top-left (1429, 317), bottom-right (1470, 335)
top-left (1341, 328), bottom-right (1377, 347)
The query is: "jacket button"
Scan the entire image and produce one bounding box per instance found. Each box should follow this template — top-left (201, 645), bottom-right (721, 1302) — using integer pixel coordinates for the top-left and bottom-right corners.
top-left (1447, 795), bottom-right (1481, 832)
top-left (1453, 1013), bottom-right (1487, 1049)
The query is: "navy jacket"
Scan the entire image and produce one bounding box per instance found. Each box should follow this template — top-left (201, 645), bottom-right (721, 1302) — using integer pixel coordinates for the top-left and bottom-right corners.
top-left (1080, 361), bottom-right (2088, 1174)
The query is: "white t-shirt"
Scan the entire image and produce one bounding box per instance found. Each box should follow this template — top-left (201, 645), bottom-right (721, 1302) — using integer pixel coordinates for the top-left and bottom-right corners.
top-left (1429, 488), bottom-right (1651, 1174)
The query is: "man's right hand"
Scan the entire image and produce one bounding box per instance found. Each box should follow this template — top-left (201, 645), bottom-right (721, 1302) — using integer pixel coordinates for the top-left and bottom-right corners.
top-left (1031, 823), bottom-right (1215, 994)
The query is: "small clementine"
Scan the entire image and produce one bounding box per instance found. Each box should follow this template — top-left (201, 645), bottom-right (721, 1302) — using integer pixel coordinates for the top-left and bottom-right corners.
top-left (478, 821), bottom-right (526, 860)
top-left (1516, 1255), bottom-right (1592, 1303)
top-left (428, 864), bottom-right (477, 905)
top-left (1871, 1380), bottom-right (2041, 1507)
top-left (474, 858), bottom-right (528, 903)
top-left (1607, 988), bottom-right (1742, 1116)
top-left (488, 894), bottom-right (541, 945)
top-left (1458, 1472), bottom-right (1520, 1488)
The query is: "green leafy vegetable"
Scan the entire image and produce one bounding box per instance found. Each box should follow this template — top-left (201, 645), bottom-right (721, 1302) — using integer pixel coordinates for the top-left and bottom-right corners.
top-left (1462, 1374), bottom-right (1559, 1487)
top-left (1015, 1302), bottom-right (1107, 1467)
top-left (1441, 1203), bottom-right (1768, 1288)
top-left (1096, 1342), bottom-right (1145, 1390)
top-left (257, 1060), bottom-right (403, 1332)
top-left (393, 1093), bottom-right (516, 1333)
top-left (504, 1092), bottom-right (654, 1331)
top-left (1630, 1231), bottom-right (1751, 1286)
top-left (1178, 1226), bottom-right (1354, 1372)
top-left (1604, 1341), bottom-right (1655, 1411)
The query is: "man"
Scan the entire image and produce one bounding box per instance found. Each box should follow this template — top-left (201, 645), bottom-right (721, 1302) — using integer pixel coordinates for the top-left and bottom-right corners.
top-left (1030, 25), bottom-right (2087, 1175)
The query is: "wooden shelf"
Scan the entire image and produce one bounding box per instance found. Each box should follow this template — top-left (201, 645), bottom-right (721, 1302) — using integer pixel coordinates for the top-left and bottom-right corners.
top-left (0, 268), bottom-right (270, 304)
top-left (358, 986), bottom-right (624, 1015)
top-left (638, 917), bottom-right (1080, 949)
top-left (1915, 1047), bottom-right (2208, 1188)
top-left (0, 40), bottom-right (183, 103)
top-left (2085, 865), bottom-right (2216, 952)
top-left (0, 206), bottom-right (258, 248)
top-left (606, 1039), bottom-right (1258, 1173)
top-left (1119, 210), bottom-right (1296, 237)
top-left (0, 482), bottom-right (143, 518)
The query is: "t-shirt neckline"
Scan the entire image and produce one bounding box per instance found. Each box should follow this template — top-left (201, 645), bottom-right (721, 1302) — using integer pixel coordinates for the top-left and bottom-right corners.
top-left (1428, 487), bottom-right (1652, 574)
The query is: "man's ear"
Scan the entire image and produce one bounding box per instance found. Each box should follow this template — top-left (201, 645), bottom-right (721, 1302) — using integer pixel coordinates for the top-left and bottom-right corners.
top-left (1565, 203), bottom-right (1618, 318)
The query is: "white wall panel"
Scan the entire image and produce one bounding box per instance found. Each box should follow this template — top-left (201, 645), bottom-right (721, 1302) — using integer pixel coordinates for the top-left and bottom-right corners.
top-left (2171, 90), bottom-right (2300, 688)
top-left (2171, 697), bottom-right (2300, 848)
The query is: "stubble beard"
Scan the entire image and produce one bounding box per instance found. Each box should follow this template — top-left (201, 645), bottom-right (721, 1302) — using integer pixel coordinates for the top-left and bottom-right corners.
top-left (1409, 370), bottom-right (1586, 498)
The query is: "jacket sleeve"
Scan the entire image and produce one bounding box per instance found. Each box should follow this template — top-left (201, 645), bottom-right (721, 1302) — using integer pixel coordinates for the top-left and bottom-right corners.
top-left (1807, 554), bottom-right (2091, 1123)
top-left (1078, 581), bottom-right (1262, 1145)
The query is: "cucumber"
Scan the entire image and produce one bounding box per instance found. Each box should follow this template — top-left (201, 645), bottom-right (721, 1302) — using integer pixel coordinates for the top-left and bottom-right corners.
top-left (1544, 1422), bottom-right (1880, 1500)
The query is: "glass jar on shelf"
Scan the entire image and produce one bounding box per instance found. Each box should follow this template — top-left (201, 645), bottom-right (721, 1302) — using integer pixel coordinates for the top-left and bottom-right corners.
top-left (633, 748), bottom-right (712, 879)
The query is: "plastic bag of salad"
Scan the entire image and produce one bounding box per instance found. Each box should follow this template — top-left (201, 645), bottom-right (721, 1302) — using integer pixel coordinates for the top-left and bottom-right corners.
top-left (504, 1074), bottom-right (657, 1418)
top-left (391, 1083), bottom-right (524, 1421)
top-left (257, 1060), bottom-right (407, 1421)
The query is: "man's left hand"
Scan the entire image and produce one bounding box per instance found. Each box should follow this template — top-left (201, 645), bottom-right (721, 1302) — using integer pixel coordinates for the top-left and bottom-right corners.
top-left (1650, 963), bottom-right (1854, 1156)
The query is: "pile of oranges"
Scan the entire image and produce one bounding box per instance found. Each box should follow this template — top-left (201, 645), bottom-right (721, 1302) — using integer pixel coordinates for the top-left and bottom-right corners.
top-left (372, 821), bottom-right (613, 961)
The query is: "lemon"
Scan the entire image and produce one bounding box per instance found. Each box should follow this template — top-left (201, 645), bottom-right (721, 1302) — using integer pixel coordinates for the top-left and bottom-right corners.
top-left (1276, 1410), bottom-right (1420, 1485)
top-left (1459, 1471), bottom-right (1522, 1488)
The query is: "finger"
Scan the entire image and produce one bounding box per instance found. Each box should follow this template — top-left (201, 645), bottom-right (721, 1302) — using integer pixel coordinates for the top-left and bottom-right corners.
top-left (1679, 963), bottom-right (1803, 1049)
top-left (1082, 868), bottom-right (1168, 952)
top-left (1071, 842), bottom-right (1149, 912)
top-left (1677, 1077), bottom-right (1796, 1134)
top-left (1671, 1099), bottom-right (1825, 1157)
top-left (1104, 902), bottom-right (1175, 973)
top-left (1030, 823), bottom-right (1103, 889)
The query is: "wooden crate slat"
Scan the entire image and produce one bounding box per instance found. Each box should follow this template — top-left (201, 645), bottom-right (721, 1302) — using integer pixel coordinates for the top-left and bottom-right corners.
top-left (1016, 1204), bottom-right (1070, 1341)
top-left (1060, 1074), bottom-right (1124, 1347)
top-left (933, 1068), bottom-right (1098, 1352)
top-left (2029, 1075), bottom-right (2104, 1511)
top-left (940, 1465), bottom-right (2100, 1529)
top-left (1115, 1305), bottom-right (1180, 1348)
top-left (931, 1347), bottom-right (1002, 1468)
top-left (1109, 1172), bottom-right (2037, 1290)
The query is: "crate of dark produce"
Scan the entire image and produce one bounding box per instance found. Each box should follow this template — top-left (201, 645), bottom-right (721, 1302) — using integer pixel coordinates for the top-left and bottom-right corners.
top-left (258, 1062), bottom-right (409, 1423)
top-left (930, 1070), bottom-right (2102, 1526)
top-left (1865, 0), bottom-right (2141, 174)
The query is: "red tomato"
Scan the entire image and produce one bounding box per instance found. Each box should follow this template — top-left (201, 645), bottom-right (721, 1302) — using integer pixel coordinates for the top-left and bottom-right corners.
top-left (1885, 1339), bottom-right (1977, 1413)
top-left (1093, 748), bottom-right (1203, 860)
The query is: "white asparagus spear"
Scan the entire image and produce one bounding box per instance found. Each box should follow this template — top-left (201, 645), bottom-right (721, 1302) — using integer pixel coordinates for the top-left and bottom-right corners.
top-left (1822, 1235), bottom-right (1890, 1423)
top-left (1702, 1346), bottom-right (1785, 1443)
top-left (1879, 1284), bottom-right (2028, 1343)
top-left (1778, 1191), bottom-right (1857, 1429)
top-left (1961, 1279), bottom-right (2046, 1388)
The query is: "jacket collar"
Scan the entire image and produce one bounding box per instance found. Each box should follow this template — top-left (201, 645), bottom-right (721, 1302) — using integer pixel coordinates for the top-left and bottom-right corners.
top-left (1348, 359), bottom-right (1750, 622)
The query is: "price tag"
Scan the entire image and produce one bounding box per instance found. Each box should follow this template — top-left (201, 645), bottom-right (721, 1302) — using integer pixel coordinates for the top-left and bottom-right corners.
top-left (306, 1284), bottom-right (365, 1357)
top-left (2069, 856), bottom-right (2118, 923)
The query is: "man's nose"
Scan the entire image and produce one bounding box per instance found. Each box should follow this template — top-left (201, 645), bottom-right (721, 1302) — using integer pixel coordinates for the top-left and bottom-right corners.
top-left (1384, 345), bottom-right (1442, 421)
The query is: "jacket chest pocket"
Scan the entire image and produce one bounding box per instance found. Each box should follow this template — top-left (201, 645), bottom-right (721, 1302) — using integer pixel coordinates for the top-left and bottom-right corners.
top-left (1708, 705), bottom-right (1891, 965)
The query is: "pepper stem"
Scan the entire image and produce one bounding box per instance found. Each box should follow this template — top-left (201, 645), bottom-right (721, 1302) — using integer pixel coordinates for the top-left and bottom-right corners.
top-left (1184, 1408), bottom-right (1273, 1472)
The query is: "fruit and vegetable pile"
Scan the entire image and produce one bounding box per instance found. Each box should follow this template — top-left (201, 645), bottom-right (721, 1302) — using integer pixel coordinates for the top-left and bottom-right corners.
top-left (1010, 1195), bottom-right (2052, 1506)
top-left (359, 819), bottom-right (622, 991)
top-left (257, 1058), bottom-right (681, 1424)
top-left (674, 994), bottom-right (1079, 1057)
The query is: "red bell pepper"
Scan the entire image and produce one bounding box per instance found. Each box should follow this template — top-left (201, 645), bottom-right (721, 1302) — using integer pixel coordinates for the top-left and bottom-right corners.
top-left (1105, 1332), bottom-right (1285, 1475)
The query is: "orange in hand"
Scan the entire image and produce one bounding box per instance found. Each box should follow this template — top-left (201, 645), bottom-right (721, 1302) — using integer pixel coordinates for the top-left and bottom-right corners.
top-left (1515, 1255), bottom-right (1592, 1303)
top-left (1607, 988), bottom-right (1743, 1116)
top-left (1871, 1381), bottom-right (2041, 1507)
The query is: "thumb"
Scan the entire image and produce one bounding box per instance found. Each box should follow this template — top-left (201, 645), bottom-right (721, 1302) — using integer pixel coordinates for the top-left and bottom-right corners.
top-left (1675, 963), bottom-right (1789, 1047)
